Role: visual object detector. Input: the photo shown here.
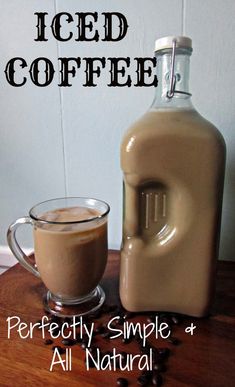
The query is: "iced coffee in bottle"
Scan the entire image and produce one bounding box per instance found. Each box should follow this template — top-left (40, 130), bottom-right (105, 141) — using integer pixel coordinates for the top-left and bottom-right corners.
top-left (120, 36), bottom-right (226, 317)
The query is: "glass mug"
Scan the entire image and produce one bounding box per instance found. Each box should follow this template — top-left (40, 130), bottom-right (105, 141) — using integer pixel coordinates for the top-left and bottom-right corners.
top-left (7, 197), bottom-right (110, 317)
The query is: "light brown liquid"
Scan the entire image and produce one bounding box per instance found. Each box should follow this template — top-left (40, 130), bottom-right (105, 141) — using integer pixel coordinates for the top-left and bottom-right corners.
top-left (34, 207), bottom-right (107, 299)
top-left (120, 109), bottom-right (226, 317)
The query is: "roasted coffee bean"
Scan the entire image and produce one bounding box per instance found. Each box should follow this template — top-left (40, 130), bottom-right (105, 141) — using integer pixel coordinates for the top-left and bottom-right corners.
top-left (140, 346), bottom-right (150, 355)
top-left (147, 316), bottom-right (155, 323)
top-left (52, 328), bottom-right (61, 336)
top-left (64, 317), bottom-right (72, 324)
top-left (81, 341), bottom-right (88, 349)
top-left (153, 362), bottom-right (167, 372)
top-left (61, 338), bottom-right (76, 346)
top-left (159, 313), bottom-right (172, 325)
top-left (116, 377), bottom-right (129, 386)
top-left (123, 312), bottom-right (134, 319)
top-left (94, 325), bottom-right (106, 335)
top-left (52, 346), bottom-right (66, 354)
top-left (109, 322), bottom-right (118, 329)
top-left (158, 347), bottom-right (170, 358)
top-left (86, 347), bottom-right (98, 359)
top-left (122, 337), bottom-right (132, 344)
top-left (44, 339), bottom-right (53, 345)
top-left (50, 315), bottom-right (62, 324)
top-left (159, 313), bottom-right (169, 319)
top-left (120, 351), bottom-right (128, 361)
top-left (117, 316), bottom-right (125, 325)
top-left (167, 337), bottom-right (181, 346)
top-left (141, 370), bottom-right (152, 381)
top-left (101, 331), bottom-right (111, 339)
top-left (152, 373), bottom-right (163, 386)
top-left (137, 375), bottom-right (149, 386)
top-left (171, 314), bottom-right (180, 325)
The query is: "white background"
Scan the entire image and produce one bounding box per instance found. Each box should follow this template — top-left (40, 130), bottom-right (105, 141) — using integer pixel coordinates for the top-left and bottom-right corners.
top-left (0, 0), bottom-right (234, 261)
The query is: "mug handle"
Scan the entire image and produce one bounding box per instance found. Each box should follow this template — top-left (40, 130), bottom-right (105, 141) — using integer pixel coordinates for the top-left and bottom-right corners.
top-left (7, 217), bottom-right (40, 278)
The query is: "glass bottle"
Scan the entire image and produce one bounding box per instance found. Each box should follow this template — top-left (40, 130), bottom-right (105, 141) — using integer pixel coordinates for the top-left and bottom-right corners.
top-left (120, 36), bottom-right (226, 317)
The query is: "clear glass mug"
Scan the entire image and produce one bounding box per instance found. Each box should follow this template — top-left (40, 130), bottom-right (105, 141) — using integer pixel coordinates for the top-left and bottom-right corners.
top-left (7, 197), bottom-right (110, 317)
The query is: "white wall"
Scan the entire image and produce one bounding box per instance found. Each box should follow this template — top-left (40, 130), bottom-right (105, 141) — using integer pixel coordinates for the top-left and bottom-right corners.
top-left (0, 0), bottom-right (234, 260)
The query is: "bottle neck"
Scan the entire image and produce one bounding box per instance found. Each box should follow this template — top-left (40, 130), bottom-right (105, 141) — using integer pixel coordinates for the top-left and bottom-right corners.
top-left (151, 49), bottom-right (194, 110)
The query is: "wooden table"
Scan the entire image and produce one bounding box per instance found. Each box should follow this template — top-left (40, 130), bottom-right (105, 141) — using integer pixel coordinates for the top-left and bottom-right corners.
top-left (0, 251), bottom-right (234, 387)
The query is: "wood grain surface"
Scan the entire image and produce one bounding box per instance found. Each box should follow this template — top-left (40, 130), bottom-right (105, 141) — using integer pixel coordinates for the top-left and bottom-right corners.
top-left (0, 251), bottom-right (234, 387)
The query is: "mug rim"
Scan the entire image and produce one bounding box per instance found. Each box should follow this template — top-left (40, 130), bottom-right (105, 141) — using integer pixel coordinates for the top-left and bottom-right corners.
top-left (29, 197), bottom-right (110, 225)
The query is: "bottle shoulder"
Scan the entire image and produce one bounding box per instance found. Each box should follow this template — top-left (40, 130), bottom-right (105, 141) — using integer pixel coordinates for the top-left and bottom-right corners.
top-left (121, 108), bottom-right (226, 151)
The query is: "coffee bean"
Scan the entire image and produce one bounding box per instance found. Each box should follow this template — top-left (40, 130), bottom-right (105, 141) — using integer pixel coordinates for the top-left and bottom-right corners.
top-left (44, 339), bottom-right (53, 345)
top-left (122, 337), bottom-right (132, 344)
top-left (158, 347), bottom-right (170, 358)
top-left (153, 362), bottom-right (167, 372)
top-left (167, 337), bottom-right (181, 346)
top-left (64, 317), bottom-right (72, 324)
top-left (88, 346), bottom-right (96, 353)
top-left (140, 346), bottom-right (151, 355)
top-left (50, 315), bottom-right (62, 324)
top-left (61, 338), bottom-right (76, 346)
top-left (171, 315), bottom-right (180, 325)
top-left (154, 348), bottom-right (170, 363)
top-left (101, 331), bottom-right (111, 339)
top-left (50, 326), bottom-right (61, 336)
top-left (123, 312), bottom-right (134, 319)
top-left (117, 316), bottom-right (125, 325)
top-left (137, 375), bottom-right (149, 386)
top-left (159, 313), bottom-right (169, 319)
top-left (141, 370), bottom-right (152, 381)
top-left (94, 325), bottom-right (106, 335)
top-left (52, 346), bottom-right (66, 354)
top-left (116, 377), bottom-right (128, 386)
top-left (81, 341), bottom-right (88, 349)
top-left (152, 373), bottom-right (163, 386)
top-left (120, 351), bottom-right (128, 361)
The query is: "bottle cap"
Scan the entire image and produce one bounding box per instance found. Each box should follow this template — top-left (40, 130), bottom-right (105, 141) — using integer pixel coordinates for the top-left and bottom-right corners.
top-left (155, 36), bottom-right (192, 52)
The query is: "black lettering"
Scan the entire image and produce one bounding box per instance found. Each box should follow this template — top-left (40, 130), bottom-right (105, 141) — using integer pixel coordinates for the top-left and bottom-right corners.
top-left (58, 58), bottom-right (81, 87)
top-left (103, 13), bottom-right (129, 41)
top-left (83, 57), bottom-right (106, 87)
top-left (75, 12), bottom-right (99, 41)
top-left (4, 57), bottom-right (27, 87)
top-left (29, 58), bottom-right (55, 87)
top-left (51, 13), bottom-right (73, 41)
top-left (34, 12), bottom-right (48, 41)
top-left (134, 58), bottom-right (158, 87)
top-left (108, 57), bottom-right (131, 87)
